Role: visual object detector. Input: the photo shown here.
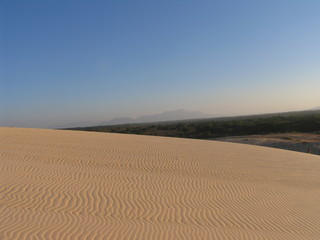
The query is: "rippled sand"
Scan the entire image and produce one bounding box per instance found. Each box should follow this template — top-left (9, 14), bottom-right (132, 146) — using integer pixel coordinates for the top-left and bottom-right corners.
top-left (1, 127), bottom-right (320, 239)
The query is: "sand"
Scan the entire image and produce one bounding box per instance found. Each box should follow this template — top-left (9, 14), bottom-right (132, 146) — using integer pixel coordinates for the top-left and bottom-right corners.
top-left (1, 127), bottom-right (320, 240)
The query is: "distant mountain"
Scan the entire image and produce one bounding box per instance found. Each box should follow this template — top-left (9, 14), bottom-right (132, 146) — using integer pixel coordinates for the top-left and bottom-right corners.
top-left (57, 109), bottom-right (214, 128)
top-left (100, 109), bottom-right (213, 126)
top-left (310, 106), bottom-right (320, 110)
top-left (135, 109), bottom-right (212, 123)
top-left (99, 117), bottom-right (134, 126)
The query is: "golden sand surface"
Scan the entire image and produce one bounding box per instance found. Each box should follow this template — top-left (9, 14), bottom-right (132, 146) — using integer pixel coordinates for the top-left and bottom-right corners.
top-left (1, 127), bottom-right (320, 239)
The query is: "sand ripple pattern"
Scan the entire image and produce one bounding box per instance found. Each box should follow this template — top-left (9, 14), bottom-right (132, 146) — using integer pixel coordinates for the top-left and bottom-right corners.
top-left (1, 127), bottom-right (320, 239)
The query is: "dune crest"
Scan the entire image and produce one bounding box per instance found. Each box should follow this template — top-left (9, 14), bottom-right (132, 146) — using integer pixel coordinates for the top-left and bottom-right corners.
top-left (1, 127), bottom-right (320, 239)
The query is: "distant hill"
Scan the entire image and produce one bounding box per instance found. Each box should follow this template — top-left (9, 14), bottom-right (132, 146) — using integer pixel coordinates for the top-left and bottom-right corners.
top-left (56, 108), bottom-right (320, 129)
top-left (56, 109), bottom-right (214, 128)
top-left (68, 110), bottom-right (320, 141)
top-left (101, 109), bottom-right (213, 125)
top-left (100, 117), bottom-right (134, 126)
top-left (136, 109), bottom-right (213, 123)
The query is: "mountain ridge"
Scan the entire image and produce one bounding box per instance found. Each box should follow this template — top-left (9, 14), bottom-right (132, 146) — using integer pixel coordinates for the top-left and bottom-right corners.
top-left (310, 106), bottom-right (320, 110)
top-left (99, 109), bottom-right (214, 126)
top-left (55, 109), bottom-right (214, 128)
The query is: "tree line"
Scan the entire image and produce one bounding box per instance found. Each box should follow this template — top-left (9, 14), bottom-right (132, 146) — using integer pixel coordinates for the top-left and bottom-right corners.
top-left (66, 111), bottom-right (320, 139)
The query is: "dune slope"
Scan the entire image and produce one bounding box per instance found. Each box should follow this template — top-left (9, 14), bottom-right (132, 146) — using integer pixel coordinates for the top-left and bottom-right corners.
top-left (1, 127), bottom-right (320, 239)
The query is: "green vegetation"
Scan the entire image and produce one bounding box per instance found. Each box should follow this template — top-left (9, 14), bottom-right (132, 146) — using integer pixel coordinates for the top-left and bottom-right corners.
top-left (66, 110), bottom-right (320, 139)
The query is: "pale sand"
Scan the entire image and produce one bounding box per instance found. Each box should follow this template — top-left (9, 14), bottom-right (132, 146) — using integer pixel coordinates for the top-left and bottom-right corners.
top-left (1, 128), bottom-right (320, 240)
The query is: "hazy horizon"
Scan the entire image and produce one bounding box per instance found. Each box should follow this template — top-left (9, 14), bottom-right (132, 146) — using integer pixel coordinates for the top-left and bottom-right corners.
top-left (1, 0), bottom-right (319, 128)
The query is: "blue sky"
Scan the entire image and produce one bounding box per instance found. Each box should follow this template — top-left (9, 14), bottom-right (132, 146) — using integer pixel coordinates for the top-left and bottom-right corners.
top-left (1, 0), bottom-right (319, 128)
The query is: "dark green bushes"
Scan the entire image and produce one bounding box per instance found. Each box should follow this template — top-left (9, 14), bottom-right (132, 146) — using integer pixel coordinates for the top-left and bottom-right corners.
top-left (67, 112), bottom-right (320, 139)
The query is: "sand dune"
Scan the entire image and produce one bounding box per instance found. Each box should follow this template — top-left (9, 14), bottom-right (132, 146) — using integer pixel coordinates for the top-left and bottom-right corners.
top-left (1, 127), bottom-right (320, 239)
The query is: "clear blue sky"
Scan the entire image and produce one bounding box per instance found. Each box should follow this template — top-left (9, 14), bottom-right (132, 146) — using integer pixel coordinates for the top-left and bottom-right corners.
top-left (1, 0), bottom-right (319, 128)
